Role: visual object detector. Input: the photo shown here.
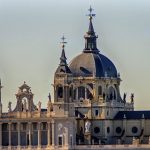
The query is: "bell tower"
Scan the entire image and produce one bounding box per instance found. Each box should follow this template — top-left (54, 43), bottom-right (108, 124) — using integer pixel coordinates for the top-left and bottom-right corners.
top-left (54, 36), bottom-right (72, 114)
top-left (14, 82), bottom-right (37, 112)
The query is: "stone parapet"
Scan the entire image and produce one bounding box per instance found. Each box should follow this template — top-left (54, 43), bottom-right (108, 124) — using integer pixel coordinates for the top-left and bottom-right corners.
top-left (2, 145), bottom-right (150, 150)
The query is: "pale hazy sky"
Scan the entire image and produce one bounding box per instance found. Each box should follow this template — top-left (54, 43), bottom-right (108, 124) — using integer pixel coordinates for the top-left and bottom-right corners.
top-left (0, 0), bottom-right (150, 111)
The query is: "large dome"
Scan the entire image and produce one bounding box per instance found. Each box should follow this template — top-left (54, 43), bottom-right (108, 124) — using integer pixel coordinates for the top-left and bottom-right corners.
top-left (69, 52), bottom-right (117, 78)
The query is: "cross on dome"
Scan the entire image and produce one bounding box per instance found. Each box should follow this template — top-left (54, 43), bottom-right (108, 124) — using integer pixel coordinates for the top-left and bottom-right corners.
top-left (60, 35), bottom-right (67, 49)
top-left (87, 6), bottom-right (96, 20)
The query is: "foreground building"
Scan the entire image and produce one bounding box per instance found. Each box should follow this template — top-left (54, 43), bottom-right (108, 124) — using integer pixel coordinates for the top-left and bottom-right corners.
top-left (0, 7), bottom-right (150, 150)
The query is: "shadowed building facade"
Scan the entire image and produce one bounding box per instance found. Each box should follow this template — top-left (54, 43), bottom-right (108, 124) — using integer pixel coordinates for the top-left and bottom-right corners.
top-left (0, 7), bottom-right (150, 150)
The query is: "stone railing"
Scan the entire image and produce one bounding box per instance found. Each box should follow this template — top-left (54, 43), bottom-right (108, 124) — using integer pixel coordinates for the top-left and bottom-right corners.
top-left (1, 145), bottom-right (69, 150)
top-left (1, 145), bottom-right (47, 150)
top-left (2, 144), bottom-right (150, 150)
top-left (75, 144), bottom-right (150, 149)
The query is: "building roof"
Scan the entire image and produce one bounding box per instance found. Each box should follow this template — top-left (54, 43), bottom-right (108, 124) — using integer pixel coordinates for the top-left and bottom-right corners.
top-left (69, 52), bottom-right (117, 77)
top-left (114, 111), bottom-right (150, 120)
top-left (75, 110), bottom-right (85, 119)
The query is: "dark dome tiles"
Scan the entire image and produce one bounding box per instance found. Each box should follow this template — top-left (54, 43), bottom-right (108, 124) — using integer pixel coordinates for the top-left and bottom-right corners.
top-left (93, 53), bottom-right (104, 77)
top-left (69, 52), bottom-right (117, 78)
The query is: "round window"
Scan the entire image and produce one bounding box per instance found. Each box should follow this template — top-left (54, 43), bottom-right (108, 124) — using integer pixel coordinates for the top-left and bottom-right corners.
top-left (132, 127), bottom-right (138, 133)
top-left (116, 127), bottom-right (122, 134)
top-left (94, 127), bottom-right (100, 133)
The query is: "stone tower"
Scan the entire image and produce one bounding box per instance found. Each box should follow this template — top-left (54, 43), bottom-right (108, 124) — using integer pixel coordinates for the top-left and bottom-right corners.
top-left (54, 36), bottom-right (73, 116)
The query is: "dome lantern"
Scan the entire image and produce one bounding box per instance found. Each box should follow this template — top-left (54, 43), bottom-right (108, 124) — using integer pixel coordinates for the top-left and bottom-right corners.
top-left (84, 6), bottom-right (99, 53)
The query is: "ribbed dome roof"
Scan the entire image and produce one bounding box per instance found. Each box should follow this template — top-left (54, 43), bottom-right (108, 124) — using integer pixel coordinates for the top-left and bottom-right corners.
top-left (69, 52), bottom-right (117, 77)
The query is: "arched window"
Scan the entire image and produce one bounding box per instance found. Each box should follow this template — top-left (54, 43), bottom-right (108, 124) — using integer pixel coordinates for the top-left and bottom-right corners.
top-left (86, 88), bottom-right (93, 100)
top-left (94, 127), bottom-right (100, 134)
top-left (2, 123), bottom-right (8, 131)
top-left (58, 135), bottom-right (63, 146)
top-left (33, 123), bottom-right (37, 130)
top-left (69, 87), bottom-right (72, 97)
top-left (73, 89), bottom-right (76, 100)
top-left (74, 86), bottom-right (93, 100)
top-left (78, 86), bottom-right (85, 99)
top-left (98, 86), bottom-right (102, 96)
top-left (13, 123), bottom-right (17, 131)
top-left (57, 86), bottom-right (63, 98)
top-left (107, 127), bottom-right (110, 134)
top-left (108, 86), bottom-right (116, 100)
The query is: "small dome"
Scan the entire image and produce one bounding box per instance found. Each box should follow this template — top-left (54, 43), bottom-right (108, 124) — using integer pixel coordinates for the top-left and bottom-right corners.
top-left (69, 52), bottom-right (117, 78)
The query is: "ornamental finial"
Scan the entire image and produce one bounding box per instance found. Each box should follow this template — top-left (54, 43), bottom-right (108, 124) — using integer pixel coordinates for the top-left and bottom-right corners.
top-left (48, 93), bottom-right (51, 101)
top-left (60, 35), bottom-right (67, 49)
top-left (87, 6), bottom-right (96, 20)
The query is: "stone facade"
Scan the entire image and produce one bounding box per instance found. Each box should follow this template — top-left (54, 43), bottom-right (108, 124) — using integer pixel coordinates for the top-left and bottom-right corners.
top-left (0, 7), bottom-right (150, 150)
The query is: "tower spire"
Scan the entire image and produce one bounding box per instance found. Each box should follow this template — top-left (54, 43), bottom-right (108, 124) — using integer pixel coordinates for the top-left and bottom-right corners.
top-left (83, 6), bottom-right (99, 53)
top-left (60, 35), bottom-right (67, 66)
top-left (88, 6), bottom-right (95, 34)
top-left (55, 35), bottom-right (71, 74)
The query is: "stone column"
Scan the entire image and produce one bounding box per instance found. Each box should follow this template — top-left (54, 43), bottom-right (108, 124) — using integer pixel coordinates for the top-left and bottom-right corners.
top-left (140, 114), bottom-right (145, 143)
top-left (122, 114), bottom-right (127, 143)
top-left (51, 120), bottom-right (55, 146)
top-left (63, 87), bottom-right (65, 99)
top-left (38, 122), bottom-right (41, 148)
top-left (55, 86), bottom-right (58, 102)
top-left (28, 122), bottom-right (32, 147)
top-left (0, 123), bottom-right (2, 148)
top-left (8, 122), bottom-right (11, 147)
top-left (65, 127), bottom-right (68, 146)
top-left (17, 122), bottom-right (21, 147)
top-left (85, 88), bottom-right (87, 99)
top-left (76, 88), bottom-right (78, 100)
top-left (47, 122), bottom-right (51, 147)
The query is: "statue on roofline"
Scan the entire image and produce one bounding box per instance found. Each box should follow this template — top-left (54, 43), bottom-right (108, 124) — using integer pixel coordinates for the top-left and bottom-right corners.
top-left (85, 120), bottom-right (91, 133)
top-left (38, 101), bottom-right (41, 112)
top-left (123, 93), bottom-right (127, 103)
top-left (8, 101), bottom-right (12, 112)
top-left (131, 93), bottom-right (134, 103)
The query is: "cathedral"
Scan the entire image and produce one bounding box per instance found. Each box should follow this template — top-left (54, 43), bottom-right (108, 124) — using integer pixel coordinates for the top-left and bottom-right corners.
top-left (1, 7), bottom-right (150, 150)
